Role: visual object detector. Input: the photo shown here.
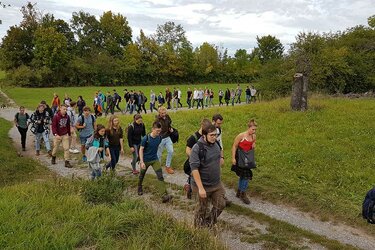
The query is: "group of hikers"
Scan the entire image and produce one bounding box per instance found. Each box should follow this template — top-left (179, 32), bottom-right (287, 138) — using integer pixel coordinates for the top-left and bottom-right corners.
top-left (14, 95), bottom-right (257, 228)
top-left (49, 84), bottom-right (258, 118)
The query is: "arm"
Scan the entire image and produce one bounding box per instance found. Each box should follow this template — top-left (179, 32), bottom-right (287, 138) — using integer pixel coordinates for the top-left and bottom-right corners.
top-left (139, 146), bottom-right (145, 169)
top-left (231, 134), bottom-right (242, 165)
top-left (192, 170), bottom-right (206, 198)
top-left (127, 125), bottom-right (134, 148)
top-left (186, 147), bottom-right (192, 157)
top-left (119, 128), bottom-right (124, 155)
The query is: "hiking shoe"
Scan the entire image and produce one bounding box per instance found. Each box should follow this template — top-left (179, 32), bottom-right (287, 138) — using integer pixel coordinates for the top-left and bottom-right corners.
top-left (240, 192), bottom-right (250, 205)
top-left (82, 155), bottom-right (87, 162)
top-left (51, 156), bottom-right (56, 164)
top-left (137, 185), bottom-right (143, 196)
top-left (162, 194), bottom-right (173, 203)
top-left (65, 161), bottom-right (73, 168)
top-left (132, 169), bottom-right (140, 175)
top-left (47, 150), bottom-right (52, 157)
top-left (165, 167), bottom-right (174, 174)
top-left (35, 150), bottom-right (40, 156)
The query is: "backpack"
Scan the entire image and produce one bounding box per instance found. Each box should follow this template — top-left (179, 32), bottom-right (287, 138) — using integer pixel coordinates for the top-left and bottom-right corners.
top-left (362, 187), bottom-right (375, 224)
top-left (15, 112), bottom-right (30, 122)
top-left (77, 114), bottom-right (95, 132)
top-left (183, 141), bottom-right (206, 175)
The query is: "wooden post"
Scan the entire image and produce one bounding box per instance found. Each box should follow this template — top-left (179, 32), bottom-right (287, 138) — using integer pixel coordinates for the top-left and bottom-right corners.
top-left (291, 73), bottom-right (308, 111)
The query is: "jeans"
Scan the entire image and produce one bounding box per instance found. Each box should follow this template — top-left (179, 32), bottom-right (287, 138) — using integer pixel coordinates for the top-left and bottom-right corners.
top-left (150, 102), bottom-right (157, 112)
top-left (157, 137), bottom-right (174, 167)
top-left (187, 98), bottom-right (192, 108)
top-left (246, 94), bottom-right (251, 104)
top-left (131, 144), bottom-right (140, 171)
top-left (238, 177), bottom-right (249, 192)
top-left (17, 126), bottom-right (28, 149)
top-left (35, 132), bottom-right (51, 151)
top-left (108, 146), bottom-right (120, 170)
top-left (91, 169), bottom-right (102, 180)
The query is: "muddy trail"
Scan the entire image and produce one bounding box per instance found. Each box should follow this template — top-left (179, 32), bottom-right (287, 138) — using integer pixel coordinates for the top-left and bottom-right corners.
top-left (1, 90), bottom-right (374, 249)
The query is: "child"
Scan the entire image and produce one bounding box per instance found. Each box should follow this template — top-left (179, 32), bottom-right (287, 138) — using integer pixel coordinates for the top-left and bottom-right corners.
top-left (86, 124), bottom-right (111, 180)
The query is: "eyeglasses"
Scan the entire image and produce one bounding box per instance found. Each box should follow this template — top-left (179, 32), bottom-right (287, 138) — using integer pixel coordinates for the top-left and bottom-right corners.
top-left (208, 133), bottom-right (217, 137)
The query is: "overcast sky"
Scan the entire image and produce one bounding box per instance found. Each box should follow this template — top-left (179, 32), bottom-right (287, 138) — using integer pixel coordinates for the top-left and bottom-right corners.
top-left (1, 0), bottom-right (374, 55)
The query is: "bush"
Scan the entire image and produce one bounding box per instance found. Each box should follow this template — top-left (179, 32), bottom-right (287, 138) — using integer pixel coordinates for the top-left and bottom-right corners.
top-left (81, 174), bottom-right (125, 205)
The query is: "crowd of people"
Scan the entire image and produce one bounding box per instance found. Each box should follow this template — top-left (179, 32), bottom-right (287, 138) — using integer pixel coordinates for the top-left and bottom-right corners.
top-left (13, 89), bottom-right (258, 228)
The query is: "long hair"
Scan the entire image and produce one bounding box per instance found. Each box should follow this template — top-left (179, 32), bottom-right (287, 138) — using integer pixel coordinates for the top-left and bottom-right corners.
top-left (94, 124), bottom-right (106, 139)
top-left (107, 115), bottom-right (120, 135)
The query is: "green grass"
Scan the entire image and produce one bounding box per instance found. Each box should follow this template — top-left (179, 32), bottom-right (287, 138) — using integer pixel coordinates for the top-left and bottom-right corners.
top-left (0, 118), bottom-right (52, 186)
top-left (4, 87), bottom-right (375, 229)
top-left (0, 71), bottom-right (5, 80)
top-left (0, 118), bottom-right (223, 249)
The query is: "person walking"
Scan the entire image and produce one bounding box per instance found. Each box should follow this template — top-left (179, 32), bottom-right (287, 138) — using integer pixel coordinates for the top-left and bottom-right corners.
top-left (67, 101), bottom-right (79, 154)
top-left (197, 88), bottom-right (204, 109)
top-left (113, 89), bottom-right (122, 112)
top-left (105, 91), bottom-right (115, 116)
top-left (231, 119), bottom-right (257, 204)
top-left (14, 106), bottom-right (29, 151)
top-left (137, 121), bottom-right (173, 203)
top-left (189, 124), bottom-right (226, 227)
top-left (187, 87), bottom-right (193, 109)
top-left (127, 114), bottom-right (146, 175)
top-left (105, 115), bottom-right (124, 171)
top-left (224, 88), bottom-right (230, 106)
top-left (86, 124), bottom-right (111, 180)
top-left (30, 103), bottom-right (52, 156)
top-left (51, 93), bottom-right (60, 115)
top-left (150, 90), bottom-right (158, 113)
top-left (218, 89), bottom-right (224, 106)
top-left (230, 88), bottom-right (236, 106)
top-left (51, 104), bottom-right (72, 168)
top-left (156, 107), bottom-right (175, 174)
top-left (236, 84), bottom-right (242, 104)
top-left (245, 86), bottom-right (251, 104)
top-left (250, 86), bottom-right (257, 103)
top-left (76, 96), bottom-right (86, 116)
top-left (76, 106), bottom-right (96, 162)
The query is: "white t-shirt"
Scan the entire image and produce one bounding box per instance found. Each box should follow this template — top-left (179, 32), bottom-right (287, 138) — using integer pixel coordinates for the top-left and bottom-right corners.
top-left (178, 90), bottom-right (181, 99)
top-left (193, 90), bottom-right (198, 99)
top-left (250, 88), bottom-right (257, 96)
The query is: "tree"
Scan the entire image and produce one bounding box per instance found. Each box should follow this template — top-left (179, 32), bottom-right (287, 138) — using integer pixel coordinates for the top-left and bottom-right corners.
top-left (41, 14), bottom-right (75, 50)
top-left (136, 30), bottom-right (160, 82)
top-left (154, 21), bottom-right (188, 51)
top-left (194, 42), bottom-right (219, 78)
top-left (254, 35), bottom-right (284, 64)
top-left (100, 11), bottom-right (132, 57)
top-left (368, 15), bottom-right (375, 28)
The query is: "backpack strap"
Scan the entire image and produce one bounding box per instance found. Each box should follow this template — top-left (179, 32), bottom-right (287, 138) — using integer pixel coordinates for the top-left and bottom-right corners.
top-left (91, 114), bottom-right (95, 129)
top-left (196, 141), bottom-right (206, 163)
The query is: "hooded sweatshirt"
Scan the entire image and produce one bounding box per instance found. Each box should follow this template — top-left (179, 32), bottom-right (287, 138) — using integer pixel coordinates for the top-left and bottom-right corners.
top-left (52, 112), bottom-right (71, 136)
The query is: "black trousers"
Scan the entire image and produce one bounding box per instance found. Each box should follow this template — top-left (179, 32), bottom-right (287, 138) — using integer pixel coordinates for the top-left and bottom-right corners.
top-left (17, 126), bottom-right (28, 149)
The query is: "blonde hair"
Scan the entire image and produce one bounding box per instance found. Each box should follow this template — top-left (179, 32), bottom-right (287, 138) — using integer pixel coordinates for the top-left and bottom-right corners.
top-left (248, 119), bottom-right (257, 128)
top-left (107, 115), bottom-right (120, 135)
top-left (158, 106), bottom-right (167, 113)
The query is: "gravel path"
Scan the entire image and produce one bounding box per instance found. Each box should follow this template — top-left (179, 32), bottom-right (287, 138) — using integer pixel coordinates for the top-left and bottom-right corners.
top-left (1, 90), bottom-right (375, 249)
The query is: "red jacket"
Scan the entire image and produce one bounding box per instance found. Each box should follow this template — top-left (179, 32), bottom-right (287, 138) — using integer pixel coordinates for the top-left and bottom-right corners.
top-left (52, 111), bottom-right (71, 136)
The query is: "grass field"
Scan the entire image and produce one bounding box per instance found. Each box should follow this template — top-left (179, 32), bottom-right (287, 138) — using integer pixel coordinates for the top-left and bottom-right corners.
top-left (0, 118), bottom-right (223, 249)
top-left (0, 71), bottom-right (5, 80)
top-left (4, 87), bottom-right (375, 229)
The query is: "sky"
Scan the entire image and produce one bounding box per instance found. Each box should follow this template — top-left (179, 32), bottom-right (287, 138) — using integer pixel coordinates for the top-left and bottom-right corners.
top-left (0, 0), bottom-right (374, 55)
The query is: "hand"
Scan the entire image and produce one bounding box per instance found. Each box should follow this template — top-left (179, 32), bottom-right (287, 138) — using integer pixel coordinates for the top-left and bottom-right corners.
top-left (55, 135), bottom-right (61, 140)
top-left (98, 147), bottom-right (103, 152)
top-left (83, 123), bottom-right (86, 128)
top-left (140, 162), bottom-right (146, 169)
top-left (130, 147), bottom-right (135, 153)
top-left (198, 188), bottom-right (207, 199)
top-left (220, 158), bottom-right (224, 166)
top-left (120, 149), bottom-right (124, 155)
top-left (169, 128), bottom-right (174, 132)
top-left (232, 158), bottom-right (236, 165)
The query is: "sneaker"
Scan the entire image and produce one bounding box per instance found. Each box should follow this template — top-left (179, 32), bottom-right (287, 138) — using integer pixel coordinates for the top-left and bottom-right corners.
top-left (82, 155), bottom-right (87, 162)
top-left (165, 167), bottom-right (174, 174)
top-left (132, 169), bottom-right (140, 175)
top-left (137, 185), bottom-right (143, 195)
top-left (162, 194), bottom-right (173, 203)
top-left (69, 148), bottom-right (75, 153)
top-left (35, 150), bottom-right (40, 156)
top-left (47, 150), bottom-right (52, 157)
top-left (73, 149), bottom-right (80, 154)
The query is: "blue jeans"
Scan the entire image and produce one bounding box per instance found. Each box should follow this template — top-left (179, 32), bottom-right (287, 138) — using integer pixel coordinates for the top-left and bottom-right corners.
top-left (238, 177), bottom-right (249, 192)
top-left (246, 94), bottom-right (251, 104)
top-left (91, 169), bottom-right (102, 180)
top-left (35, 132), bottom-right (51, 151)
top-left (131, 144), bottom-right (140, 171)
top-left (108, 146), bottom-right (120, 170)
top-left (157, 137), bottom-right (174, 167)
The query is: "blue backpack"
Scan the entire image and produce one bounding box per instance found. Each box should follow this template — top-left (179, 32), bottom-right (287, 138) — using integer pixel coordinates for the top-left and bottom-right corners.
top-left (362, 187), bottom-right (375, 224)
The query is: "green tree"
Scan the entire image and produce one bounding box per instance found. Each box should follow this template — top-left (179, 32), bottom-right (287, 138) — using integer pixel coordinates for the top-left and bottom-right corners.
top-left (254, 35), bottom-right (284, 64)
top-left (154, 21), bottom-right (188, 51)
top-left (368, 15), bottom-right (375, 28)
top-left (100, 11), bottom-right (132, 57)
top-left (136, 30), bottom-right (160, 83)
top-left (194, 42), bottom-right (219, 78)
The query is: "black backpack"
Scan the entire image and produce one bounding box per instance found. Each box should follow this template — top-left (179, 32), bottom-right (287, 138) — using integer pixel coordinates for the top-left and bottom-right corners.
top-left (362, 187), bottom-right (375, 224)
top-left (183, 141), bottom-right (206, 175)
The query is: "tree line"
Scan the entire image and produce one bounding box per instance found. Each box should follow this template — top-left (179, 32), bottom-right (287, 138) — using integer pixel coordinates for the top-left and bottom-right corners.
top-left (0, 2), bottom-right (374, 98)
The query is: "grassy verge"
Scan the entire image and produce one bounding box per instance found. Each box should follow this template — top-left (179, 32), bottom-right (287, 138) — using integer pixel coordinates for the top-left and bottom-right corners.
top-left (0, 118), bottom-right (52, 186)
top-left (0, 118), bottom-right (223, 249)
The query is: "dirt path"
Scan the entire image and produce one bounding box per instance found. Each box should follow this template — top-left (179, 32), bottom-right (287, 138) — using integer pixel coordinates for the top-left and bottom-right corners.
top-left (1, 90), bottom-right (375, 249)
